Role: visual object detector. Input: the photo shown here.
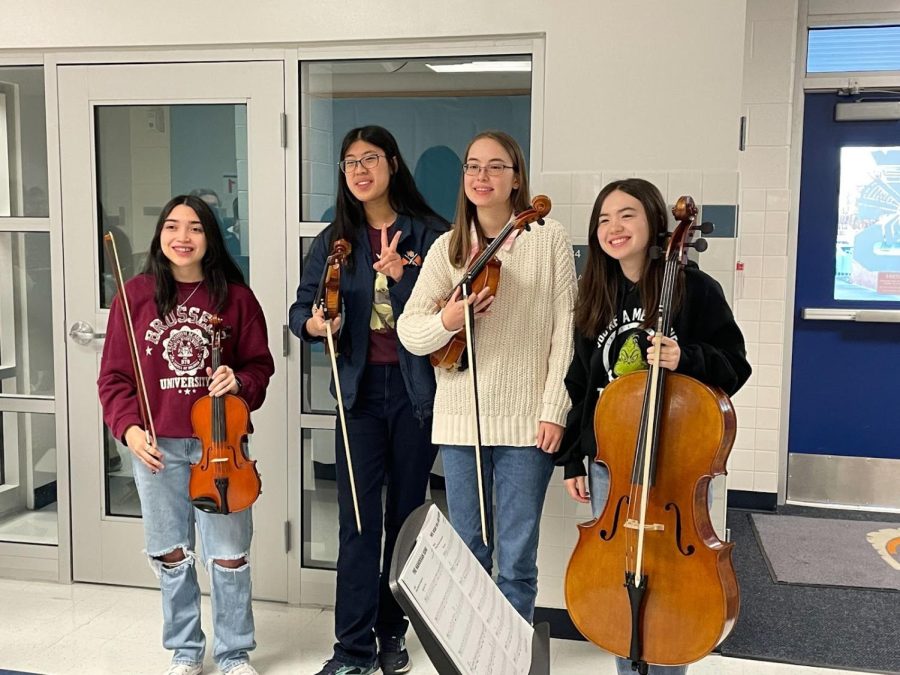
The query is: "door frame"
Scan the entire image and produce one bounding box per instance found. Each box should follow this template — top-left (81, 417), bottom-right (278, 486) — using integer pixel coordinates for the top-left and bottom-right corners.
top-left (55, 56), bottom-right (292, 598)
top-left (785, 5), bottom-right (900, 507)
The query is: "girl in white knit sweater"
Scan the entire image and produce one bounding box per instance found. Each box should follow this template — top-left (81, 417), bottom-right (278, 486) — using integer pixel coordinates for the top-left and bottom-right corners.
top-left (397, 130), bottom-right (576, 621)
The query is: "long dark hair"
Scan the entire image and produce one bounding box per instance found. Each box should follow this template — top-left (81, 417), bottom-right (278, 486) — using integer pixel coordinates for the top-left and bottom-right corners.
top-left (448, 130), bottom-right (531, 268)
top-left (331, 125), bottom-right (446, 266)
top-left (574, 178), bottom-right (682, 337)
top-left (142, 195), bottom-right (245, 318)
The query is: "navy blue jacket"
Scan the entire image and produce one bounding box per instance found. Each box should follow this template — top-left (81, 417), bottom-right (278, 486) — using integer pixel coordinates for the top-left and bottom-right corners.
top-left (289, 214), bottom-right (448, 421)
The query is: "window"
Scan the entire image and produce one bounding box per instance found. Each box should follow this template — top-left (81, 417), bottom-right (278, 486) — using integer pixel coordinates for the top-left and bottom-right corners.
top-left (300, 55), bottom-right (532, 222)
top-left (808, 26), bottom-right (900, 74)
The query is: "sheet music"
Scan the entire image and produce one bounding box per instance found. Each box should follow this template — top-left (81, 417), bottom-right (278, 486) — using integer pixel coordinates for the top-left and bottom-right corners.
top-left (397, 504), bottom-right (533, 675)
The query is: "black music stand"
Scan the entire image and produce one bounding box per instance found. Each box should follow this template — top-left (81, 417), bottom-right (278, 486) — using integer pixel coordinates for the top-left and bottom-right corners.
top-left (388, 502), bottom-right (551, 675)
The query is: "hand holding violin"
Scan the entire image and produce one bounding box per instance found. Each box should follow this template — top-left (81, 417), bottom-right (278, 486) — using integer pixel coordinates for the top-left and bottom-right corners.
top-left (372, 226), bottom-right (404, 282)
top-left (440, 286), bottom-right (494, 332)
top-left (206, 365), bottom-right (240, 397)
top-left (305, 305), bottom-right (342, 337)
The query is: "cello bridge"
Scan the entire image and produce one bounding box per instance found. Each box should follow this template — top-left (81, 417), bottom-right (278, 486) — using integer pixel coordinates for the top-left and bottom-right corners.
top-left (624, 519), bottom-right (665, 532)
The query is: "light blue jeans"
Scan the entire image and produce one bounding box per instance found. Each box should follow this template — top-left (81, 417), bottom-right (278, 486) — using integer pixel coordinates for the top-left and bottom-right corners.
top-left (589, 461), bottom-right (689, 675)
top-left (132, 437), bottom-right (255, 673)
top-left (441, 444), bottom-right (554, 623)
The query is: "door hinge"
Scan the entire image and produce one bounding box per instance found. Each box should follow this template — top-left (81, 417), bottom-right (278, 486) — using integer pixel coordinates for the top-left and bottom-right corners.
top-left (282, 324), bottom-right (290, 357)
top-left (284, 520), bottom-right (292, 553)
top-left (280, 113), bottom-right (288, 148)
top-left (738, 115), bottom-right (747, 151)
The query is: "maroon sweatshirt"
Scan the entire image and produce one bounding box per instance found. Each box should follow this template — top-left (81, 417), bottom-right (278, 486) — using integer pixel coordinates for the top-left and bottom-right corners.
top-left (98, 274), bottom-right (275, 441)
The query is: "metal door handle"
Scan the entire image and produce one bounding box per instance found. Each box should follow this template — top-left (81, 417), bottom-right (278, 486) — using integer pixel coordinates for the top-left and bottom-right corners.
top-left (69, 321), bottom-right (106, 345)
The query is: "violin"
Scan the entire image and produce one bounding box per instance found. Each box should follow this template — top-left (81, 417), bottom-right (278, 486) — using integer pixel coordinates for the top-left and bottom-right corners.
top-left (430, 195), bottom-right (551, 370)
top-left (315, 238), bottom-right (352, 339)
top-left (313, 238), bottom-right (362, 534)
top-left (189, 316), bottom-right (261, 514)
top-left (564, 197), bottom-right (738, 671)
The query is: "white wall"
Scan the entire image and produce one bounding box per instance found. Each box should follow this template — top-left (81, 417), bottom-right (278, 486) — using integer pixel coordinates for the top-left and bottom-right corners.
top-left (1, 0), bottom-right (747, 174)
top-left (729, 0), bottom-right (800, 496)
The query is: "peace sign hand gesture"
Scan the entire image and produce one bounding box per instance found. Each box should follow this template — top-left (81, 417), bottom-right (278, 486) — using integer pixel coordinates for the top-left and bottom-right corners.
top-left (372, 226), bottom-right (404, 283)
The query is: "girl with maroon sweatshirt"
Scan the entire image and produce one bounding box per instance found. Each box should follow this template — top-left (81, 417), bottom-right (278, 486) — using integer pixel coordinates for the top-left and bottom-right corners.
top-left (98, 195), bottom-right (274, 675)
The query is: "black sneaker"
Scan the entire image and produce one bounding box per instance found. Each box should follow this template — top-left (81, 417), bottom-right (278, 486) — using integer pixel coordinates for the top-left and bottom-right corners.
top-left (313, 657), bottom-right (379, 675)
top-left (378, 635), bottom-right (411, 674)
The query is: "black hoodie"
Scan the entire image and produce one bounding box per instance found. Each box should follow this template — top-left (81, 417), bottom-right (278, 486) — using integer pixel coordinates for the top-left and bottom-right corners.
top-left (554, 265), bottom-right (751, 479)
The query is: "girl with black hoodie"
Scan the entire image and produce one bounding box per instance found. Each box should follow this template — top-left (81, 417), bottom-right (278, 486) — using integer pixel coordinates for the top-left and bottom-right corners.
top-left (555, 178), bottom-right (751, 675)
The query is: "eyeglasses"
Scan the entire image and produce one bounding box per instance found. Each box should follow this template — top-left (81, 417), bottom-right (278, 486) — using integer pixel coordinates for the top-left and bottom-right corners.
top-left (338, 153), bottom-right (385, 174)
top-left (462, 163), bottom-right (515, 177)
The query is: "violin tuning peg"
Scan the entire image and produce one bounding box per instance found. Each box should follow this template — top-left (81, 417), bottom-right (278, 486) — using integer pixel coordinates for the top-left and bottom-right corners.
top-left (691, 238), bottom-right (709, 253)
top-left (649, 245), bottom-right (664, 260)
top-left (700, 221), bottom-right (715, 235)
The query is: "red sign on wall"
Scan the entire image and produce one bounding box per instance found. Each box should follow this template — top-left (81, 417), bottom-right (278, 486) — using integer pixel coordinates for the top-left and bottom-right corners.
top-left (876, 272), bottom-right (900, 295)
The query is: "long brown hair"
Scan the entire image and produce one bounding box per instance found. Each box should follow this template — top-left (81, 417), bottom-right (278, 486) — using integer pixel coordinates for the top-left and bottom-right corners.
top-left (448, 131), bottom-right (531, 268)
top-left (574, 178), bottom-right (683, 337)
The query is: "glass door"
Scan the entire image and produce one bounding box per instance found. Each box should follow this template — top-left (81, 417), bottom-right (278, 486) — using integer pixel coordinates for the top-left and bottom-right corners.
top-left (58, 62), bottom-right (289, 598)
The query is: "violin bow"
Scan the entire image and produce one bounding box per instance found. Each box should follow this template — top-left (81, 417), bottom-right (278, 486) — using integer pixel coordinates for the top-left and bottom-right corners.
top-left (103, 233), bottom-right (157, 451)
top-left (461, 279), bottom-right (489, 547)
top-left (317, 250), bottom-right (362, 535)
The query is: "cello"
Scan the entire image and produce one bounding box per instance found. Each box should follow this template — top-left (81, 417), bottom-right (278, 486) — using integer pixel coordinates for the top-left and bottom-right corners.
top-left (564, 197), bottom-right (739, 672)
top-left (189, 315), bottom-right (261, 514)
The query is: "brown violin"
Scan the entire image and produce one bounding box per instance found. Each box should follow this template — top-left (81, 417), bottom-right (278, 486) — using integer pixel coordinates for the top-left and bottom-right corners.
top-left (189, 316), bottom-right (261, 514)
top-left (430, 194), bottom-right (551, 370)
top-left (313, 238), bottom-right (362, 533)
top-left (564, 197), bottom-right (738, 671)
top-left (315, 238), bottom-right (352, 341)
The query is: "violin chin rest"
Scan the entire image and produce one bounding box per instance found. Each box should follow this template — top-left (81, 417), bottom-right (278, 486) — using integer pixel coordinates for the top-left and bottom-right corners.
top-left (191, 497), bottom-right (222, 514)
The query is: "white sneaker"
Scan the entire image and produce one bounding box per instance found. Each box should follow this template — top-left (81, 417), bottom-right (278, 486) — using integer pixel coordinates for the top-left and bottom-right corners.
top-left (224, 663), bottom-right (258, 675)
top-left (165, 664), bottom-right (202, 675)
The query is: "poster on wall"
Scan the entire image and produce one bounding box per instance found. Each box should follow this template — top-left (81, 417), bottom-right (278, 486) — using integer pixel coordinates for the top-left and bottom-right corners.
top-left (836, 146), bottom-right (900, 301)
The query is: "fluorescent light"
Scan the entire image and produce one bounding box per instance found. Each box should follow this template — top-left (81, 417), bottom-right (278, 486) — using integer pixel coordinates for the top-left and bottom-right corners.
top-left (426, 61), bottom-right (531, 73)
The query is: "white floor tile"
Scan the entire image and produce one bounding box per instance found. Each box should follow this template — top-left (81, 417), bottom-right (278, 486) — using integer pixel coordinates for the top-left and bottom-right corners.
top-left (0, 580), bottom-right (884, 674)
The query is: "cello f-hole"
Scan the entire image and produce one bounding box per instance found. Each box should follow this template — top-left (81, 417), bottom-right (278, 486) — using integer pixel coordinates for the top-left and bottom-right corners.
top-left (664, 502), bottom-right (695, 556)
top-left (599, 495), bottom-right (630, 541)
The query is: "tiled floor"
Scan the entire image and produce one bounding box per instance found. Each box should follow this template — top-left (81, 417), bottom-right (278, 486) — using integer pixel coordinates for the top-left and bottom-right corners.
top-left (0, 579), bottom-right (878, 675)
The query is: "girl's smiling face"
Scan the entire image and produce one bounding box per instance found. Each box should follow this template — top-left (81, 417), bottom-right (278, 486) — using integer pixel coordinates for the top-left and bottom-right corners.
top-left (597, 189), bottom-right (651, 277)
top-left (160, 204), bottom-right (207, 279)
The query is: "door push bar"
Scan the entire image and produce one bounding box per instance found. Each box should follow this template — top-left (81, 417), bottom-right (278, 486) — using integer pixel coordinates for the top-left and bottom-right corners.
top-left (801, 308), bottom-right (900, 323)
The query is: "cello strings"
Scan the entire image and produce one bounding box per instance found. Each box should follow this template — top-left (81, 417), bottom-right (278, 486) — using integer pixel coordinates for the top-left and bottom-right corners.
top-left (625, 241), bottom-right (680, 577)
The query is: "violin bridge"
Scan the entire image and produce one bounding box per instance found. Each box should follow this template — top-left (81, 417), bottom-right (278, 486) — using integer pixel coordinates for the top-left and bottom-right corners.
top-left (211, 458), bottom-right (229, 463)
top-left (624, 519), bottom-right (665, 532)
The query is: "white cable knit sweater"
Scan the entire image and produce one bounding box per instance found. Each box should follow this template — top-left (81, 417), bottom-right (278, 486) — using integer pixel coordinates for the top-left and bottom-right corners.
top-left (397, 217), bottom-right (576, 447)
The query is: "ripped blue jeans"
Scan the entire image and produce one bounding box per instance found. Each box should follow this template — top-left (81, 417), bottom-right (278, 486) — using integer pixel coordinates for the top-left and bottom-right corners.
top-left (132, 436), bottom-right (255, 673)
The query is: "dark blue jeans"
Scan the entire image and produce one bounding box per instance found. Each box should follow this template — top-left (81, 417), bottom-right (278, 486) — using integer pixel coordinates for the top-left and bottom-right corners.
top-left (333, 364), bottom-right (437, 666)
